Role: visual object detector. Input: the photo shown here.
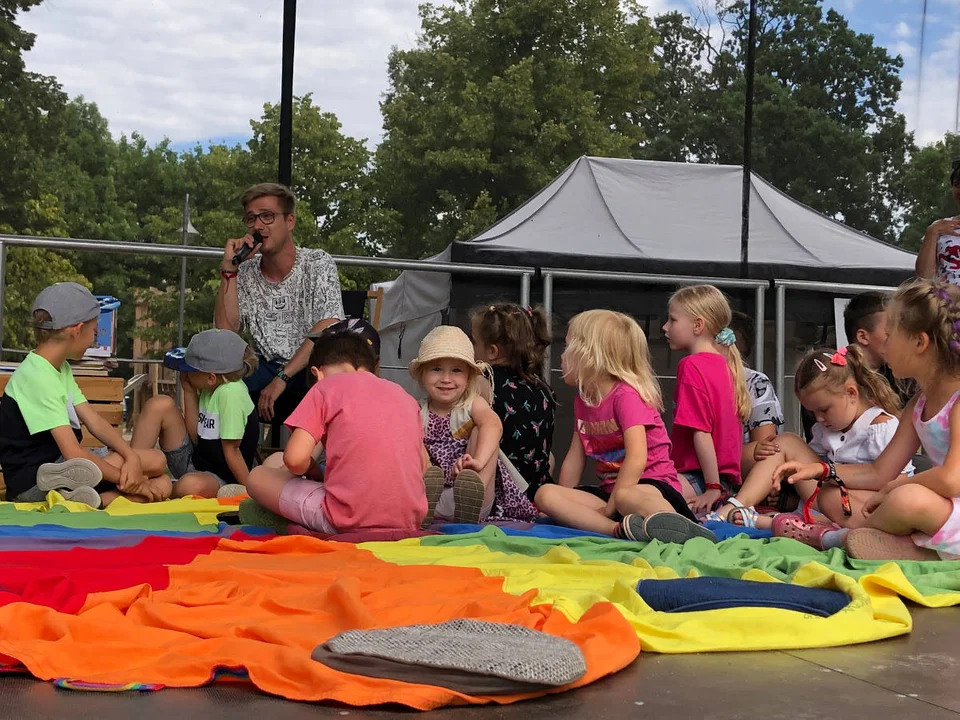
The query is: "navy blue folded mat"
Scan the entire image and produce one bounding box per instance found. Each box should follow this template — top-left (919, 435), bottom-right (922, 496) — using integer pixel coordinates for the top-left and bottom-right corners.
top-left (637, 576), bottom-right (850, 617)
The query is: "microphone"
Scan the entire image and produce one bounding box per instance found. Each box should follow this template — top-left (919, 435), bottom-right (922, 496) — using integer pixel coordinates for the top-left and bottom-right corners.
top-left (232, 230), bottom-right (263, 266)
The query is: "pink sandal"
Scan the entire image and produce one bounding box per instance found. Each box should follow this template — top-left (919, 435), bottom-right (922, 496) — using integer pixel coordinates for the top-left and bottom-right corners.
top-left (772, 514), bottom-right (837, 550)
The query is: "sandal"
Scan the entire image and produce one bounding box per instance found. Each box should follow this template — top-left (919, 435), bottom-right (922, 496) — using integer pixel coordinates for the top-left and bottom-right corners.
top-left (725, 498), bottom-right (759, 528)
top-left (701, 510), bottom-right (727, 523)
top-left (845, 528), bottom-right (941, 561)
top-left (771, 513), bottom-right (836, 550)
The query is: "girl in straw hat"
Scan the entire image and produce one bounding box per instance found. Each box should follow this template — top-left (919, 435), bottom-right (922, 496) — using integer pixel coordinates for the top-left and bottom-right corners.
top-left (411, 325), bottom-right (538, 526)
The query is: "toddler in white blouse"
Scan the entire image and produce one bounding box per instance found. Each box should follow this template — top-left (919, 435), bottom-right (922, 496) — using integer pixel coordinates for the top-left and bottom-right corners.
top-left (712, 345), bottom-right (909, 549)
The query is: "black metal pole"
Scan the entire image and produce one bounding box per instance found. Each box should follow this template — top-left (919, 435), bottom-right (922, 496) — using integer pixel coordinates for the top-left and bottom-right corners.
top-left (278, 0), bottom-right (297, 187)
top-left (740, 0), bottom-right (758, 278)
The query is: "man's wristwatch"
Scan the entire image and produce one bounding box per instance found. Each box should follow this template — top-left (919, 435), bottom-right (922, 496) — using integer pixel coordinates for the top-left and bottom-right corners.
top-left (276, 369), bottom-right (290, 383)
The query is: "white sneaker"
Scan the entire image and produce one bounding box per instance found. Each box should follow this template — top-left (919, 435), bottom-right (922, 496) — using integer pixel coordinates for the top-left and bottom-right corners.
top-left (216, 483), bottom-right (248, 498)
top-left (59, 486), bottom-right (102, 509)
top-left (37, 458), bottom-right (102, 493)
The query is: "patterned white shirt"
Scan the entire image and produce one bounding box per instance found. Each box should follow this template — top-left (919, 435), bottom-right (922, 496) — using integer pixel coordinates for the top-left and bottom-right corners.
top-left (743, 368), bottom-right (784, 444)
top-left (937, 231), bottom-right (960, 285)
top-left (237, 247), bottom-right (344, 364)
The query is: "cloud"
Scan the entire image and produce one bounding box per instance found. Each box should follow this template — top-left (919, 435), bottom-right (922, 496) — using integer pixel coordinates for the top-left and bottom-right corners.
top-left (895, 20), bottom-right (912, 38)
top-left (18, 0), bottom-right (425, 146)
top-left (18, 0), bottom-right (688, 148)
top-left (899, 26), bottom-right (960, 146)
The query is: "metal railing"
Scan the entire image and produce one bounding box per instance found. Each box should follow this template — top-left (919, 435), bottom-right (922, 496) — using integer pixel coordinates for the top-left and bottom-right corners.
top-left (0, 232), bottom-right (911, 426)
top-left (541, 268), bottom-right (768, 376)
top-left (0, 233), bottom-right (537, 354)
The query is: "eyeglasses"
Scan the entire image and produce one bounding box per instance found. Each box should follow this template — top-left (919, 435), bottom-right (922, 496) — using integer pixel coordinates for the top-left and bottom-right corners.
top-left (242, 210), bottom-right (281, 227)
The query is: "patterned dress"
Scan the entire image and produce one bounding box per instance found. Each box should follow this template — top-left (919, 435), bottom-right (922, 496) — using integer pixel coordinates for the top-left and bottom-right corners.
top-left (490, 366), bottom-right (556, 501)
top-left (424, 411), bottom-right (539, 522)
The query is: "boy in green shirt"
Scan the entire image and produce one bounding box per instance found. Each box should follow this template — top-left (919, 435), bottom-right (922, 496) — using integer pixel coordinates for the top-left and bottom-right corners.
top-left (0, 283), bottom-right (170, 507)
top-left (132, 329), bottom-right (259, 498)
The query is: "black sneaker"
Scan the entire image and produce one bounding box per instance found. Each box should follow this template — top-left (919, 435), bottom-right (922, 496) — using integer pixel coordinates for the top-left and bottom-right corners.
top-left (643, 512), bottom-right (718, 544)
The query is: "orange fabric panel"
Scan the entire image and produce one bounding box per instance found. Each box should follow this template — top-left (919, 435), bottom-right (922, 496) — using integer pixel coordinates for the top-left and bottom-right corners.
top-left (0, 536), bottom-right (638, 709)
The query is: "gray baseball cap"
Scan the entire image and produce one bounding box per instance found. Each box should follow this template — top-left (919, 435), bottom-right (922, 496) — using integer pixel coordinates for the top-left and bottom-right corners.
top-left (164, 329), bottom-right (248, 374)
top-left (32, 282), bottom-right (101, 329)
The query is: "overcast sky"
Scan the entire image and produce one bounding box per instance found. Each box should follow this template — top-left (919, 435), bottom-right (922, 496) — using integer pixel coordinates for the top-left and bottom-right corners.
top-left (16, 0), bottom-right (960, 150)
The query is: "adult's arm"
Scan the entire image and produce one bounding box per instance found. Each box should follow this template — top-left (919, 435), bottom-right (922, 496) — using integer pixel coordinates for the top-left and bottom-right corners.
top-left (917, 218), bottom-right (960, 278)
top-left (214, 235), bottom-right (255, 331)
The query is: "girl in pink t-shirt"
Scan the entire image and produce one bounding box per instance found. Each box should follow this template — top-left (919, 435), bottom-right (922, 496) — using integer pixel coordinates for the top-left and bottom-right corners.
top-left (535, 310), bottom-right (716, 544)
top-left (663, 285), bottom-right (750, 517)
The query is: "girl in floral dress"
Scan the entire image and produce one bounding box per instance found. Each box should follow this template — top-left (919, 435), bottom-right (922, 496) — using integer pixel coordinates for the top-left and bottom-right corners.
top-left (410, 326), bottom-right (538, 526)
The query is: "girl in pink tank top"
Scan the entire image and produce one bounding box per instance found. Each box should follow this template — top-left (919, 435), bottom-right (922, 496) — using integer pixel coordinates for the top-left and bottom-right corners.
top-left (841, 279), bottom-right (960, 561)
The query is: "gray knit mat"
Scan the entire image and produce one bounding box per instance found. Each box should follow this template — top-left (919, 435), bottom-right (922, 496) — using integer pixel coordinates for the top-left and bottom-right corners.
top-left (324, 619), bottom-right (587, 687)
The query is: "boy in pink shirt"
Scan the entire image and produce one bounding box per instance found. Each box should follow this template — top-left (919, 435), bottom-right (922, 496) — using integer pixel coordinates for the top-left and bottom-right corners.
top-left (244, 321), bottom-right (427, 533)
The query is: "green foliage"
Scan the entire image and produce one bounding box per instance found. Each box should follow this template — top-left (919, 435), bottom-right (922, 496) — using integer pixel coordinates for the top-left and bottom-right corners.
top-left (373, 0), bottom-right (659, 258)
top-left (897, 134), bottom-right (960, 251)
top-left (642, 0), bottom-right (913, 242)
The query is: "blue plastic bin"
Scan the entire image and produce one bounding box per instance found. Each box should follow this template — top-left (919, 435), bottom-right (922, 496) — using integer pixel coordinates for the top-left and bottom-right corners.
top-left (93, 295), bottom-right (121, 355)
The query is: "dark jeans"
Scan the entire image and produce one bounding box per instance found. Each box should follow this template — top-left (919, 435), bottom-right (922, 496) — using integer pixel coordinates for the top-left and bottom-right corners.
top-left (244, 357), bottom-right (308, 427)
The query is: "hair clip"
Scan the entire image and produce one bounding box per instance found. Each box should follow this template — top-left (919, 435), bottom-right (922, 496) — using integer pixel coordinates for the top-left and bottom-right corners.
top-left (714, 327), bottom-right (736, 347)
top-left (830, 346), bottom-right (848, 367)
top-left (933, 287), bottom-right (954, 306)
top-left (524, 306), bottom-right (533, 318)
top-left (814, 358), bottom-right (828, 372)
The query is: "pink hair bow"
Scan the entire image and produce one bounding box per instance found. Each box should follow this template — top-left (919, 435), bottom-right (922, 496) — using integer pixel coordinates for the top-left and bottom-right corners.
top-left (830, 346), bottom-right (848, 367)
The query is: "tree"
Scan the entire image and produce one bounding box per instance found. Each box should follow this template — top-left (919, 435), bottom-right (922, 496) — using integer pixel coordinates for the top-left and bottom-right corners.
top-left (897, 134), bottom-right (960, 251)
top-left (0, 0), bottom-right (93, 348)
top-left (373, 0), bottom-right (659, 259)
top-left (643, 1), bottom-right (913, 243)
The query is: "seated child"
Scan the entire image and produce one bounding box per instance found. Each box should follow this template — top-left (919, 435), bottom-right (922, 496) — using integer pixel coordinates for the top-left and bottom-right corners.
top-left (844, 291), bottom-right (915, 407)
top-left (244, 325), bottom-right (428, 534)
top-left (470, 303), bottom-right (556, 501)
top-left (0, 283), bottom-right (170, 508)
top-left (715, 344), bottom-right (911, 548)
top-left (132, 329), bottom-right (259, 498)
top-left (663, 285), bottom-right (750, 515)
top-left (842, 280), bottom-right (960, 560)
top-left (411, 325), bottom-right (538, 526)
top-left (729, 311), bottom-right (784, 477)
top-left (535, 310), bottom-right (716, 544)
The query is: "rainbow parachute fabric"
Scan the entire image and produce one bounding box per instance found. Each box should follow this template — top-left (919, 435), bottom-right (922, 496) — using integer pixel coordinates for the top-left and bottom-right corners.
top-left (0, 493), bottom-right (958, 710)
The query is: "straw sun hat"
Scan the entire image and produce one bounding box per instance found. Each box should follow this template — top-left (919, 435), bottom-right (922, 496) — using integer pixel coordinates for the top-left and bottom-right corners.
top-left (408, 326), bottom-right (487, 378)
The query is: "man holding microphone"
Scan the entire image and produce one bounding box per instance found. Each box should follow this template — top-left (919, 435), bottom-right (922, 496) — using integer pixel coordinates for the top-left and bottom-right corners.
top-left (215, 183), bottom-right (343, 424)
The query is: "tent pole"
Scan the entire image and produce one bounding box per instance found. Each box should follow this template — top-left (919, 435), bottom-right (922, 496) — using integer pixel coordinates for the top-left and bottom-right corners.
top-left (0, 241), bottom-right (6, 359)
top-left (754, 285), bottom-right (765, 374)
top-left (543, 272), bottom-right (554, 386)
top-left (520, 272), bottom-right (530, 307)
top-left (740, 0), bottom-right (758, 278)
top-left (775, 283), bottom-right (786, 409)
top-left (278, 0), bottom-right (297, 186)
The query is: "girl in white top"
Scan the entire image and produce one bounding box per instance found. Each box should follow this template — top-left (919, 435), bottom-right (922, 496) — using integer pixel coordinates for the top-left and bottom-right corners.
top-left (766, 345), bottom-right (911, 547)
top-left (715, 345), bottom-right (909, 548)
top-left (841, 279), bottom-right (960, 561)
